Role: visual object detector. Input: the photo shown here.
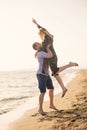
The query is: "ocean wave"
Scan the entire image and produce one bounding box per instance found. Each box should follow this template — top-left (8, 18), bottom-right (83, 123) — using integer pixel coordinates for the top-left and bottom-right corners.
top-left (8, 85), bottom-right (33, 88)
top-left (0, 96), bottom-right (29, 102)
top-left (0, 96), bottom-right (30, 115)
top-left (0, 109), bottom-right (10, 115)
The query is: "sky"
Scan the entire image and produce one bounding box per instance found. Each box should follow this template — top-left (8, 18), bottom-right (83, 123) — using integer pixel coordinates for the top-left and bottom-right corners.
top-left (0, 0), bottom-right (87, 71)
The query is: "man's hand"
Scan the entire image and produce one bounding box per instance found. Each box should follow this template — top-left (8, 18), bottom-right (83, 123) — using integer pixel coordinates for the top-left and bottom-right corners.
top-left (46, 44), bottom-right (53, 58)
top-left (35, 51), bottom-right (38, 58)
top-left (46, 44), bottom-right (51, 50)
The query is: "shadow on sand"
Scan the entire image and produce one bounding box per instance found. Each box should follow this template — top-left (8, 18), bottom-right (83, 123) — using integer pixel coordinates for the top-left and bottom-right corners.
top-left (32, 83), bottom-right (87, 130)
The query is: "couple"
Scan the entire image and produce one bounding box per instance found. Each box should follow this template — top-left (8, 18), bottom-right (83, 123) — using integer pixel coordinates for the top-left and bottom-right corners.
top-left (32, 19), bottom-right (78, 115)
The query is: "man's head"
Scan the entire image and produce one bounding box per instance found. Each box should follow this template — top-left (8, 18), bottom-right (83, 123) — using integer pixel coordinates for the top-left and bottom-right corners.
top-left (32, 42), bottom-right (42, 50)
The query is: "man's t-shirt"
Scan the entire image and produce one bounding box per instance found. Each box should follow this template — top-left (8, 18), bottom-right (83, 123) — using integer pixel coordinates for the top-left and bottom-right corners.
top-left (37, 51), bottom-right (50, 75)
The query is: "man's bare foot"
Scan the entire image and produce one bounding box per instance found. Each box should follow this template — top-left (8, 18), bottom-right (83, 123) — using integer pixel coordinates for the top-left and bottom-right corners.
top-left (62, 89), bottom-right (68, 97)
top-left (38, 110), bottom-right (46, 116)
top-left (69, 62), bottom-right (78, 67)
top-left (49, 105), bottom-right (58, 110)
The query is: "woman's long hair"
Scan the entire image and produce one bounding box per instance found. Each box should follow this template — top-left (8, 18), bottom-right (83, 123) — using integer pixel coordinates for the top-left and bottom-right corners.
top-left (38, 28), bottom-right (46, 40)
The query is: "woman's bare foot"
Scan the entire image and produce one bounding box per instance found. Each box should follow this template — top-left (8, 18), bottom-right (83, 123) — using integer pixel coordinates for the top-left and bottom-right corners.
top-left (69, 62), bottom-right (78, 67)
top-left (62, 88), bottom-right (68, 97)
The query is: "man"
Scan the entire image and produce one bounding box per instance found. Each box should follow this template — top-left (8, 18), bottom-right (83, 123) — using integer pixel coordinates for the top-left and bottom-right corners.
top-left (32, 42), bottom-right (57, 115)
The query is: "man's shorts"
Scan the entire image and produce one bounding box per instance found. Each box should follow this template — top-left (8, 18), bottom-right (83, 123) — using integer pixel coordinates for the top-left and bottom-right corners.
top-left (37, 74), bottom-right (54, 93)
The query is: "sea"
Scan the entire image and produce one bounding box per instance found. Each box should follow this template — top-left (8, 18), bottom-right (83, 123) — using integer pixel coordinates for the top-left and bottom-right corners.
top-left (0, 67), bottom-right (79, 130)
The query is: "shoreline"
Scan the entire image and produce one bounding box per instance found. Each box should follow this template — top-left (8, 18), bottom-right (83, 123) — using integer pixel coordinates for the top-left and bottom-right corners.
top-left (8, 69), bottom-right (87, 130)
top-left (0, 68), bottom-right (77, 130)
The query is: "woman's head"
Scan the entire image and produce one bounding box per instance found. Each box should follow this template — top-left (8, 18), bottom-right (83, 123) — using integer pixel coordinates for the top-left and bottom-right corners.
top-left (38, 28), bottom-right (46, 40)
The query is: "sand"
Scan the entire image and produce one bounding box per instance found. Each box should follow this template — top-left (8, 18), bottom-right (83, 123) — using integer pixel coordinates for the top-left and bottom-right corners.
top-left (9, 70), bottom-right (87, 130)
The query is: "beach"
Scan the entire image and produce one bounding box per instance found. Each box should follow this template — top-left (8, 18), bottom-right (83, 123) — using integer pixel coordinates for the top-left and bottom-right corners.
top-left (8, 69), bottom-right (87, 130)
top-left (0, 0), bottom-right (87, 130)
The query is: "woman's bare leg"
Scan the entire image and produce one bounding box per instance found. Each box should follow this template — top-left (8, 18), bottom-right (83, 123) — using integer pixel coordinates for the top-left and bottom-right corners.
top-left (58, 62), bottom-right (78, 73)
top-left (54, 74), bottom-right (67, 97)
top-left (51, 62), bottom-right (78, 97)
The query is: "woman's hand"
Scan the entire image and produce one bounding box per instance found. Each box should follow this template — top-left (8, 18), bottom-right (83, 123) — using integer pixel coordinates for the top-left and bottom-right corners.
top-left (32, 18), bottom-right (37, 25)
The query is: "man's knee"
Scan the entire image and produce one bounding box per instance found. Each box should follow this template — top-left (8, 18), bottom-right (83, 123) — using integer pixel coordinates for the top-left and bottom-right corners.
top-left (49, 89), bottom-right (54, 92)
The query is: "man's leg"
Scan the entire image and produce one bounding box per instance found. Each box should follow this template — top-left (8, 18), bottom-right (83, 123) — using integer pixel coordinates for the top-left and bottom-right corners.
top-left (54, 74), bottom-right (67, 97)
top-left (58, 62), bottom-right (78, 73)
top-left (49, 89), bottom-right (54, 107)
top-left (38, 93), bottom-right (46, 115)
top-left (47, 76), bottom-right (57, 110)
top-left (49, 89), bottom-right (57, 110)
top-left (37, 74), bottom-right (47, 115)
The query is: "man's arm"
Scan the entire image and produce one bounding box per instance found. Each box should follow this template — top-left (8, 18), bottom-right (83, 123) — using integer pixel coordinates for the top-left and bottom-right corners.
top-left (37, 44), bottom-right (53, 58)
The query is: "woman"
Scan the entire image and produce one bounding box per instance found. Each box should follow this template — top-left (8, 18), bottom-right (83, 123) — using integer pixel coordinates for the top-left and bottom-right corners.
top-left (32, 18), bottom-right (78, 97)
